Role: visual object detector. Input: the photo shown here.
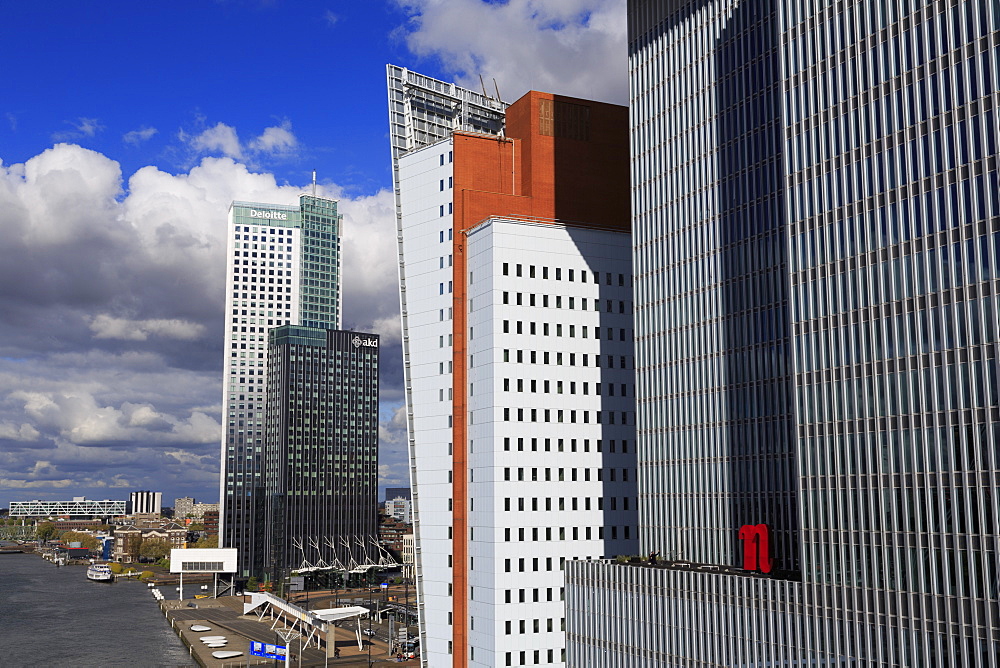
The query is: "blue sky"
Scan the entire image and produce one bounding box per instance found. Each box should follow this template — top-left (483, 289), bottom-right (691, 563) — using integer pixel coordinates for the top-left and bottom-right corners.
top-left (0, 0), bottom-right (626, 508)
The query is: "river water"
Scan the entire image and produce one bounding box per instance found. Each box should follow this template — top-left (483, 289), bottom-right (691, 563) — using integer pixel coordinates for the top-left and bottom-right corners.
top-left (0, 552), bottom-right (194, 667)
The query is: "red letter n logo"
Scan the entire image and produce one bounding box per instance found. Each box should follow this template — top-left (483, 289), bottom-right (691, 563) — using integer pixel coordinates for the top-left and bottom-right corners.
top-left (738, 524), bottom-right (774, 573)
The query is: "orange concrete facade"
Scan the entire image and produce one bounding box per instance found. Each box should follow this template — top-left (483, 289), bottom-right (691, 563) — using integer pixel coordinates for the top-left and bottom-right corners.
top-left (449, 91), bottom-right (629, 667)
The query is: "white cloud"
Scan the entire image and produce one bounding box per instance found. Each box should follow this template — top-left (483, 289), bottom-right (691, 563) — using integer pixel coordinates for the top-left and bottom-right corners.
top-left (123, 126), bottom-right (158, 145)
top-left (249, 121), bottom-right (297, 155)
top-left (180, 120), bottom-right (301, 163)
top-left (89, 315), bottom-right (205, 341)
top-left (0, 421), bottom-right (40, 441)
top-left (394, 0), bottom-right (627, 104)
top-left (183, 122), bottom-right (243, 159)
top-left (324, 10), bottom-right (339, 27)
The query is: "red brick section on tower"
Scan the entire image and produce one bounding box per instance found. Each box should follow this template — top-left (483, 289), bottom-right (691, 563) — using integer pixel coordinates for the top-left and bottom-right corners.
top-left (449, 90), bottom-right (629, 668)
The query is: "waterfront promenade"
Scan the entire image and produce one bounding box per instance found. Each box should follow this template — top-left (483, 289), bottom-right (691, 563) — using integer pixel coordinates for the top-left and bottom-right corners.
top-left (159, 596), bottom-right (417, 667)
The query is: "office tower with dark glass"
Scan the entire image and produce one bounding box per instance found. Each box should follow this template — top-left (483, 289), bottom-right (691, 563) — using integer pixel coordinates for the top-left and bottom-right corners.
top-left (263, 326), bottom-right (379, 578)
top-left (567, 1), bottom-right (1000, 666)
top-left (220, 195), bottom-right (342, 577)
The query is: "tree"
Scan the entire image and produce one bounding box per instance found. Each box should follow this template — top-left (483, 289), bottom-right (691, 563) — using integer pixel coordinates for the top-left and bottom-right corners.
top-left (59, 531), bottom-right (99, 551)
top-left (189, 522), bottom-right (205, 531)
top-left (139, 537), bottom-right (172, 561)
top-left (36, 522), bottom-right (57, 543)
top-left (109, 562), bottom-right (124, 574)
top-left (125, 534), bottom-right (143, 561)
top-left (193, 535), bottom-right (218, 548)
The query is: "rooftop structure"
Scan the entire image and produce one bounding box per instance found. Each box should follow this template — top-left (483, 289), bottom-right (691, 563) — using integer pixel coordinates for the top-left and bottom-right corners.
top-left (10, 498), bottom-right (126, 518)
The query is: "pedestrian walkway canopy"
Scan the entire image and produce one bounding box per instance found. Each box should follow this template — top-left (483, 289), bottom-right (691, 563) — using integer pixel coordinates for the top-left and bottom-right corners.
top-left (243, 592), bottom-right (371, 656)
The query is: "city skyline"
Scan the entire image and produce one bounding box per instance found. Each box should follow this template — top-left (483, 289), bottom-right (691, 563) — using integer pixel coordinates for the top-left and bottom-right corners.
top-left (0, 1), bottom-right (627, 507)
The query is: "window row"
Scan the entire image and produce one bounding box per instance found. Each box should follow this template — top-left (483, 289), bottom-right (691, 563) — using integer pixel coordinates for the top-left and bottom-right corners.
top-left (502, 437), bottom-right (630, 453)
top-left (502, 291), bottom-right (633, 314)
top-left (503, 617), bottom-right (562, 635)
top-left (503, 524), bottom-right (631, 540)
top-left (501, 320), bottom-right (632, 341)
top-left (502, 263), bottom-right (630, 287)
top-left (503, 407), bottom-right (634, 425)
top-left (504, 648), bottom-right (564, 666)
top-left (503, 378), bottom-right (633, 397)
top-left (502, 349), bottom-right (635, 369)
top-left (503, 466), bottom-right (632, 483)
top-left (503, 496), bottom-right (632, 512)
top-left (504, 586), bottom-right (564, 603)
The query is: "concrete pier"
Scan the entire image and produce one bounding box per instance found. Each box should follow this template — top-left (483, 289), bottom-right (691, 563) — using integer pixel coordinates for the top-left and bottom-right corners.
top-left (158, 596), bottom-right (417, 667)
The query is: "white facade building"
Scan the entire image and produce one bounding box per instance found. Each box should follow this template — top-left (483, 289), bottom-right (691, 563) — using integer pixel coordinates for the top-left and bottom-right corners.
top-left (129, 491), bottom-right (162, 515)
top-left (463, 217), bottom-right (639, 667)
top-left (397, 135), bottom-right (638, 666)
top-left (385, 496), bottom-right (412, 524)
top-left (391, 67), bottom-right (637, 666)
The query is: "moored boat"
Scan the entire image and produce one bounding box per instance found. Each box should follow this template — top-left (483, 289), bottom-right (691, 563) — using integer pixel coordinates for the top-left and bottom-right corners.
top-left (86, 562), bottom-right (113, 582)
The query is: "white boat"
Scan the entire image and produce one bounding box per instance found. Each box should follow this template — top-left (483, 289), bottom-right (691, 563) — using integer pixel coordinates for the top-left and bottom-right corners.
top-left (189, 624), bottom-right (212, 632)
top-left (212, 651), bottom-right (243, 659)
top-left (205, 642), bottom-right (228, 648)
top-left (86, 563), bottom-right (113, 582)
top-left (199, 636), bottom-right (227, 642)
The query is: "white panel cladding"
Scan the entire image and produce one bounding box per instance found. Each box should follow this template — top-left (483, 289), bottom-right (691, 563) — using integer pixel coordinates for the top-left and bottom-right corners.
top-left (398, 139), bottom-right (455, 666)
top-left (465, 218), bottom-right (639, 667)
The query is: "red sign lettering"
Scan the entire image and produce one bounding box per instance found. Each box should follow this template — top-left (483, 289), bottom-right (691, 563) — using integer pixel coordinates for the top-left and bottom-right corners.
top-left (738, 524), bottom-right (774, 573)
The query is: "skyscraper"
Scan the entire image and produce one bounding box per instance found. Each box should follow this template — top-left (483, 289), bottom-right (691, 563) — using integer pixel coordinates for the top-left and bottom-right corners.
top-left (219, 195), bottom-right (343, 577)
top-left (263, 325), bottom-right (379, 579)
top-left (390, 66), bottom-right (639, 667)
top-left (567, 1), bottom-right (1000, 665)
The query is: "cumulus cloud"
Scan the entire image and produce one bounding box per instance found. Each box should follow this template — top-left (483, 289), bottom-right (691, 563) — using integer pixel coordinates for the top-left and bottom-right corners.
top-left (123, 126), bottom-right (158, 145)
top-left (0, 142), bottom-right (403, 504)
top-left (183, 122), bottom-right (244, 159)
top-left (394, 0), bottom-right (627, 104)
top-left (179, 120), bottom-right (301, 164)
top-left (248, 120), bottom-right (297, 155)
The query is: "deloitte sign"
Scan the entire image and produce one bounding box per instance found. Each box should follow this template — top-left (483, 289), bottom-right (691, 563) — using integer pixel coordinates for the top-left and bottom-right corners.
top-left (249, 209), bottom-right (288, 221)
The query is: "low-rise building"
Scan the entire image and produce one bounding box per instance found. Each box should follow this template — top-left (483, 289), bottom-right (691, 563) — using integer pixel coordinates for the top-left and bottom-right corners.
top-left (174, 497), bottom-right (220, 521)
top-left (113, 523), bottom-right (186, 562)
top-left (384, 496), bottom-right (411, 524)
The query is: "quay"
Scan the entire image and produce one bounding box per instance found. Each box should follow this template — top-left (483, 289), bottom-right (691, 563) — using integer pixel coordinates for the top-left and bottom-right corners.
top-left (158, 594), bottom-right (419, 667)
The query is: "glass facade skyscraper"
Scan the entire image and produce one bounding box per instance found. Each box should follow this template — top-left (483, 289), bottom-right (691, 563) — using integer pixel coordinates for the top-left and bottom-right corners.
top-left (263, 326), bottom-right (379, 579)
top-left (567, 1), bottom-right (1000, 665)
top-left (219, 195), bottom-right (342, 577)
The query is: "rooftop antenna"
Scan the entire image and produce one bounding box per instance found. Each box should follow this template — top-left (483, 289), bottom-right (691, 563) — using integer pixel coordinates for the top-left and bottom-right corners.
top-left (311, 169), bottom-right (317, 196)
top-left (493, 78), bottom-right (503, 105)
top-left (479, 74), bottom-right (491, 100)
